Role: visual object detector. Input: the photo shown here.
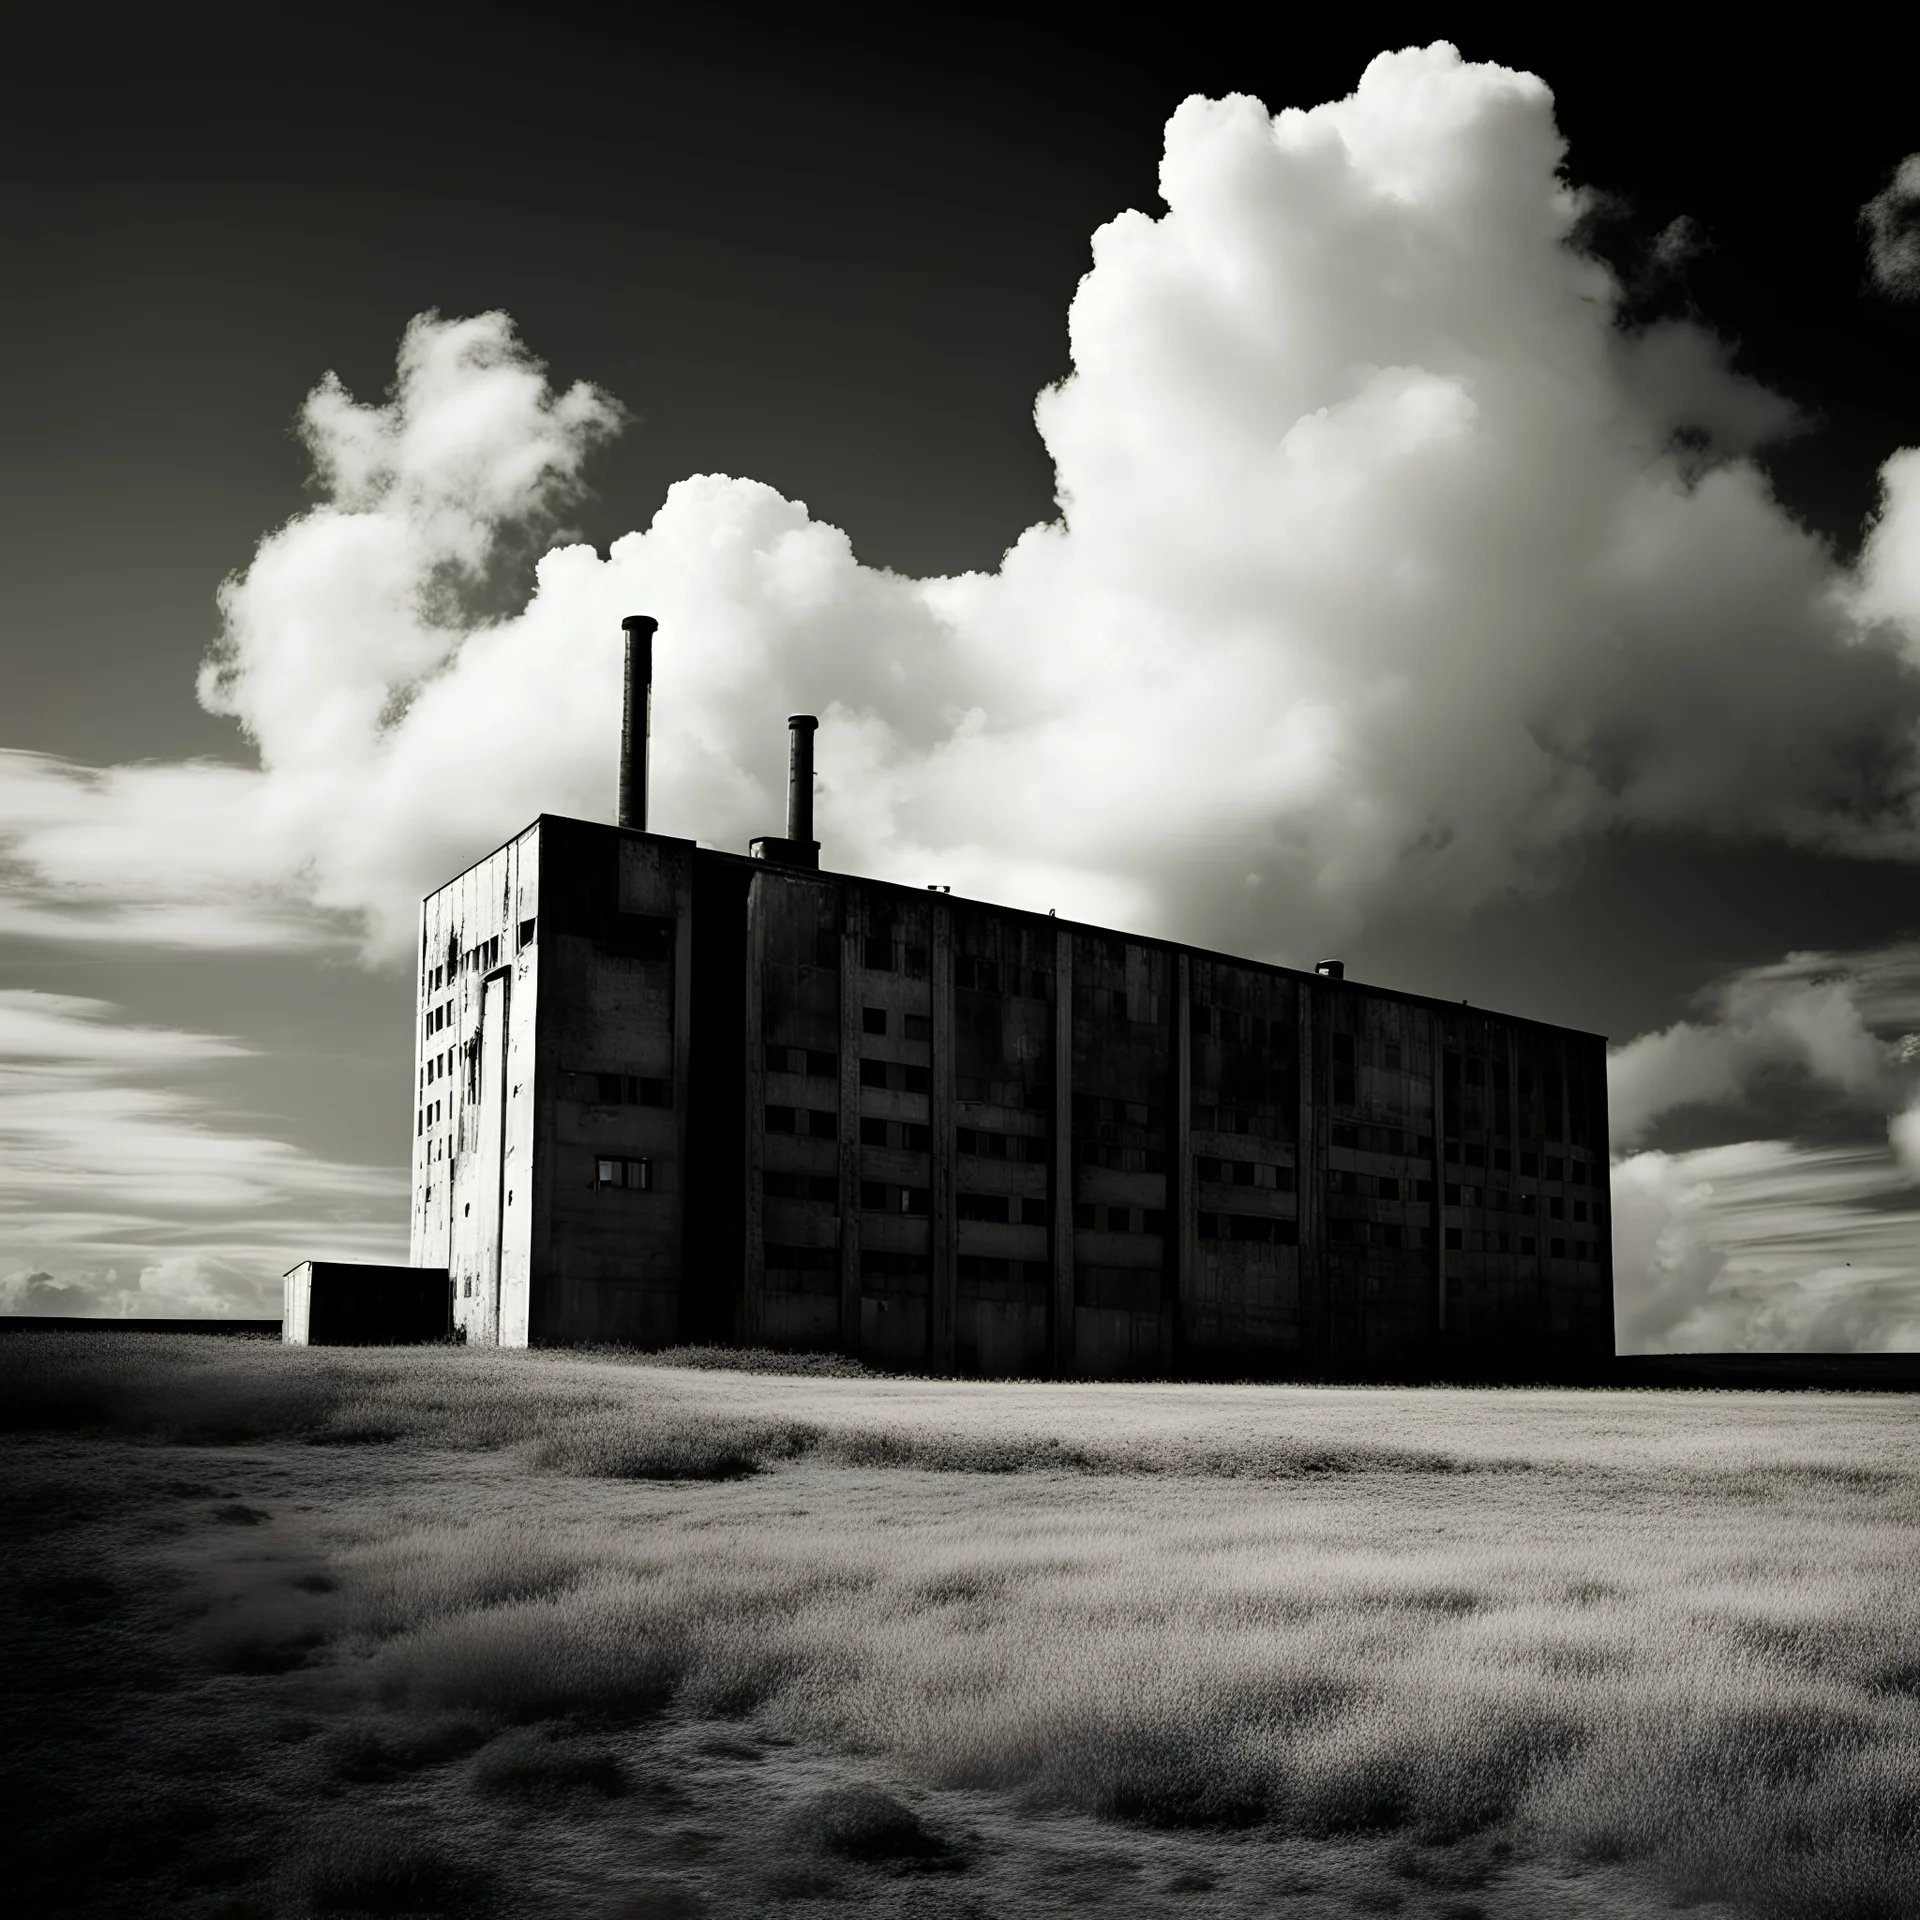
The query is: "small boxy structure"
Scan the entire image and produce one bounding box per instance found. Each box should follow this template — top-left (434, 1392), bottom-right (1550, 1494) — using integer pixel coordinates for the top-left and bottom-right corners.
top-left (399, 615), bottom-right (1614, 1380)
top-left (283, 1262), bottom-right (452, 1346)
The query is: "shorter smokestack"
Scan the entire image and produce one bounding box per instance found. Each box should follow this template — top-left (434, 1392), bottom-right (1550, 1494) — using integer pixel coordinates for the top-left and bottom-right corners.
top-left (786, 715), bottom-right (818, 844)
top-left (1315, 959), bottom-right (1345, 981)
top-left (750, 714), bottom-right (822, 870)
top-left (619, 615), bottom-right (657, 831)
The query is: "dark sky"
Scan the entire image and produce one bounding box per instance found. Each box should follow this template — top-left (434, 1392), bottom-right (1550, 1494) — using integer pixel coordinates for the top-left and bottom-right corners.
top-left (3, 3), bottom-right (1919, 1327)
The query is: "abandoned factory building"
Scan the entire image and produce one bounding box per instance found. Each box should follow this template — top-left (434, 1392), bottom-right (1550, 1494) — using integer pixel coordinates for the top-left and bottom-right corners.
top-left (409, 616), bottom-right (1613, 1379)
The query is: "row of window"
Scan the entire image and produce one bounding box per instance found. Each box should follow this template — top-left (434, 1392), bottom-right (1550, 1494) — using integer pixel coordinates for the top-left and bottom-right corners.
top-left (958, 1126), bottom-right (1043, 1161)
top-left (1197, 1156), bottom-right (1294, 1191)
top-left (767, 1105), bottom-right (836, 1137)
top-left (957, 958), bottom-right (1050, 998)
top-left (1197, 1105), bottom-right (1289, 1137)
top-left (1073, 1094), bottom-right (1155, 1128)
top-left (566, 1071), bottom-right (671, 1107)
top-left (1081, 984), bottom-right (1163, 1023)
top-left (1329, 1220), bottom-right (1426, 1248)
top-left (767, 1244), bottom-right (837, 1277)
top-left (1445, 1143), bottom-right (1597, 1184)
top-left (1192, 1006), bottom-right (1281, 1044)
top-left (959, 1193), bottom-right (1050, 1225)
top-left (416, 1099), bottom-right (447, 1136)
top-left (863, 1117), bottom-right (932, 1151)
top-left (1444, 1229), bottom-right (1600, 1261)
top-left (1446, 1185), bottom-right (1604, 1222)
top-left (1330, 1122), bottom-right (1431, 1155)
top-left (1079, 1140), bottom-right (1167, 1174)
top-left (860, 935), bottom-right (931, 976)
top-left (1073, 1203), bottom-right (1168, 1234)
top-left (766, 1045), bottom-right (837, 1077)
top-left (863, 1181), bottom-right (931, 1216)
top-left (1331, 1169), bottom-right (1431, 1201)
top-left (595, 1157), bottom-right (652, 1190)
top-left (862, 1008), bottom-right (934, 1041)
top-left (862, 1059), bottom-right (932, 1094)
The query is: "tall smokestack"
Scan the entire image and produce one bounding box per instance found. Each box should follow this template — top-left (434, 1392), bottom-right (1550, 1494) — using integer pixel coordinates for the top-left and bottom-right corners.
top-left (619, 614), bottom-right (656, 831)
top-left (749, 713), bottom-right (822, 869)
top-left (786, 714), bottom-right (818, 845)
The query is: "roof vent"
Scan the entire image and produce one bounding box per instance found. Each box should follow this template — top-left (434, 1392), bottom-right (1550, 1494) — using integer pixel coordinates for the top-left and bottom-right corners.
top-left (1315, 959), bottom-right (1345, 981)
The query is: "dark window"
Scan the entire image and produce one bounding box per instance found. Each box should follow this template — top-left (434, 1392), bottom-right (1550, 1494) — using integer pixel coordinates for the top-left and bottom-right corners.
top-left (1330, 1218), bottom-right (1354, 1242)
top-left (807, 1049), bottom-right (835, 1077)
top-left (862, 1250), bottom-right (928, 1282)
top-left (595, 1157), bottom-right (652, 1191)
top-left (903, 944), bottom-right (929, 977)
top-left (517, 917), bottom-right (536, 949)
top-left (813, 930), bottom-right (840, 969)
top-left (1384, 1043), bottom-right (1403, 1071)
top-left (1376, 1176), bottom-right (1400, 1201)
top-left (1019, 1197), bottom-right (1049, 1226)
top-left (1522, 1236), bottom-right (1536, 1255)
top-left (1416, 1179), bottom-right (1434, 1201)
top-left (1105, 1206), bottom-right (1132, 1232)
top-left (1333, 1072), bottom-right (1356, 1106)
top-left (860, 1180), bottom-right (887, 1211)
top-left (1550, 1237), bottom-right (1567, 1258)
top-left (860, 1058), bottom-right (886, 1089)
top-left (1549, 1197), bottom-right (1565, 1220)
top-left (766, 1105), bottom-right (796, 1134)
top-left (863, 934), bottom-right (895, 971)
top-left (1546, 1156), bottom-right (1565, 1181)
top-left (1332, 1033), bottom-right (1355, 1064)
top-left (1493, 1147), bottom-right (1511, 1172)
top-left (1520, 1151), bottom-right (1539, 1176)
top-left (860, 1117), bottom-right (888, 1147)
top-left (1445, 1227), bottom-right (1463, 1251)
top-left (1331, 1122), bottom-right (1357, 1149)
top-left (903, 1013), bottom-right (933, 1043)
top-left (862, 1007), bottom-right (887, 1036)
top-left (1144, 1209), bottom-right (1167, 1234)
top-left (1465, 1143), bottom-right (1485, 1168)
top-left (900, 1186), bottom-right (930, 1216)
top-left (904, 1123), bottom-right (931, 1152)
top-left (959, 1192), bottom-right (1012, 1223)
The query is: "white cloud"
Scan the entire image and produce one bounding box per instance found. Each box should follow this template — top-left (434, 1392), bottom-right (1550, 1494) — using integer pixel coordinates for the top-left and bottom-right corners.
top-left (1614, 1140), bottom-right (1920, 1354)
top-left (1860, 153), bottom-right (1920, 301)
top-left (1, 48), bottom-right (1920, 968)
top-left (0, 990), bottom-right (402, 1317)
top-left (1608, 958), bottom-right (1896, 1147)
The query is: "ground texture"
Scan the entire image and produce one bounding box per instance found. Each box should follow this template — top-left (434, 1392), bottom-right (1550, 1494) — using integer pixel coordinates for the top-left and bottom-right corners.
top-left (5, 1335), bottom-right (1919, 1918)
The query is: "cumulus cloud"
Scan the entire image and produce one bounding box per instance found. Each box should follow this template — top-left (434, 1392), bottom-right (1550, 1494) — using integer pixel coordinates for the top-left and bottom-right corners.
top-left (1608, 958), bottom-right (1896, 1147)
top-left (2, 47), bottom-right (1920, 966)
top-left (1861, 154), bottom-right (1920, 301)
top-left (0, 991), bottom-right (401, 1317)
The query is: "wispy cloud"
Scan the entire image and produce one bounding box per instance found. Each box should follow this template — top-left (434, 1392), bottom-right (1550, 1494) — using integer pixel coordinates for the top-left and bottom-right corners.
top-left (0, 991), bottom-right (402, 1317)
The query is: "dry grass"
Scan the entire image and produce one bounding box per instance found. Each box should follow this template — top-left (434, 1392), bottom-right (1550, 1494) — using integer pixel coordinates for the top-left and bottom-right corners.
top-left (4, 1333), bottom-right (1919, 1918)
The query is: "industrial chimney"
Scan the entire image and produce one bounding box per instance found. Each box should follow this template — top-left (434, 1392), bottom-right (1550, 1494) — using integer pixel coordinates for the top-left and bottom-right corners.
top-left (618, 614), bottom-right (657, 831)
top-left (749, 714), bottom-right (822, 870)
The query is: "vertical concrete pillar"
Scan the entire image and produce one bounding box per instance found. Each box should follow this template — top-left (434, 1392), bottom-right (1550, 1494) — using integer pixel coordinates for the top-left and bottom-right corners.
top-left (1431, 1010), bottom-right (1449, 1340)
top-left (671, 854), bottom-right (695, 1347)
top-left (742, 874), bottom-right (768, 1344)
top-left (837, 891), bottom-right (864, 1359)
top-left (1050, 926), bottom-right (1076, 1377)
top-left (1296, 982), bottom-right (1328, 1376)
top-left (1171, 948), bottom-right (1193, 1365)
top-left (928, 902), bottom-right (956, 1372)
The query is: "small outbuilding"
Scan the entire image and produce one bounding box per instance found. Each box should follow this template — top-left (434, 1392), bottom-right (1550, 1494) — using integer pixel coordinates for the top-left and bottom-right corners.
top-left (283, 1262), bottom-right (452, 1346)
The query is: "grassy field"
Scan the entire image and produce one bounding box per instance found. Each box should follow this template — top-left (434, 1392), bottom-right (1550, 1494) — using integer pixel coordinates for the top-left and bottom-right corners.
top-left (5, 1336), bottom-right (1919, 1919)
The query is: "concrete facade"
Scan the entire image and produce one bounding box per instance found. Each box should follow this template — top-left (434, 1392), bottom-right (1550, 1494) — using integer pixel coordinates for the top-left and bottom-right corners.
top-left (409, 813), bottom-right (1612, 1378)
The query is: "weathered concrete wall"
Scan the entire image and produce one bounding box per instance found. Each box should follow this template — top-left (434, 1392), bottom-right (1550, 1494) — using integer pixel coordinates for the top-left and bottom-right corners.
top-left (530, 819), bottom-right (693, 1346)
top-left (412, 825), bottom-right (539, 1346)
